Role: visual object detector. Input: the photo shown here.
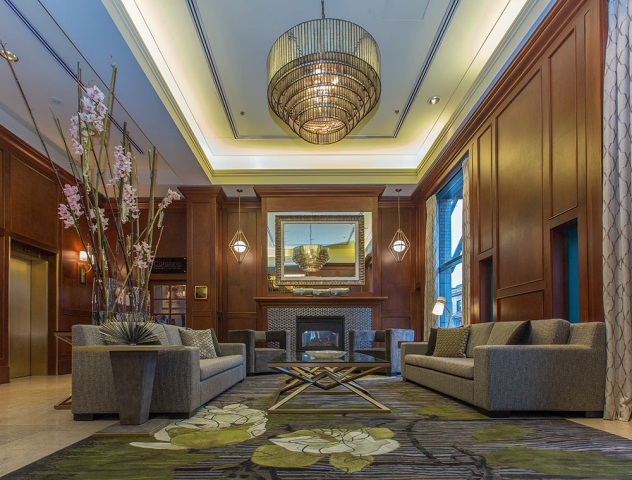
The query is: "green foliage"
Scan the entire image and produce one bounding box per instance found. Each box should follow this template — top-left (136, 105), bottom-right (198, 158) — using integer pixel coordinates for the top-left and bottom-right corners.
top-left (330, 452), bottom-right (373, 473)
top-left (170, 429), bottom-right (252, 449)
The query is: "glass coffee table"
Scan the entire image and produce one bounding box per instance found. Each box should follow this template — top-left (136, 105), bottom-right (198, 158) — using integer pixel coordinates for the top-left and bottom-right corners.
top-left (266, 352), bottom-right (390, 414)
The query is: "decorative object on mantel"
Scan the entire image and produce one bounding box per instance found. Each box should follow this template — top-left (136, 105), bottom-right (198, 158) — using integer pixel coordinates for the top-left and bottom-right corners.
top-left (4, 56), bottom-right (180, 337)
top-left (293, 288), bottom-right (314, 297)
top-left (312, 288), bottom-right (330, 297)
top-left (389, 188), bottom-right (411, 262)
top-left (329, 287), bottom-right (350, 296)
top-left (229, 188), bottom-right (251, 264)
top-left (267, 0), bottom-right (380, 145)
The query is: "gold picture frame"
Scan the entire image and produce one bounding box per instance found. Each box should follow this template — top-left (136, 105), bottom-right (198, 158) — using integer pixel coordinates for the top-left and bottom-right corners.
top-left (194, 285), bottom-right (208, 300)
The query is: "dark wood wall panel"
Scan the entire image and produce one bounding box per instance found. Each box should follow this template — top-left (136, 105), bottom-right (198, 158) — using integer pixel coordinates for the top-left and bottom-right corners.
top-left (0, 235), bottom-right (7, 383)
top-left (224, 206), bottom-right (259, 341)
top-left (9, 156), bottom-right (59, 251)
top-left (498, 291), bottom-right (544, 322)
top-left (477, 126), bottom-right (494, 254)
top-left (496, 73), bottom-right (544, 291)
top-left (413, 0), bottom-right (604, 324)
top-left (550, 31), bottom-right (579, 217)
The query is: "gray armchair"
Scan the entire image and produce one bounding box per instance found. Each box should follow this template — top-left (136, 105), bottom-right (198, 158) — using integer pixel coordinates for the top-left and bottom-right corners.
top-left (227, 329), bottom-right (291, 375)
top-left (349, 328), bottom-right (415, 375)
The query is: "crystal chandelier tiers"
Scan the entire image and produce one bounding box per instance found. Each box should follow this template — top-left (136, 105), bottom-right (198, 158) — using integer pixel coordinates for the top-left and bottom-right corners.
top-left (267, 1), bottom-right (381, 145)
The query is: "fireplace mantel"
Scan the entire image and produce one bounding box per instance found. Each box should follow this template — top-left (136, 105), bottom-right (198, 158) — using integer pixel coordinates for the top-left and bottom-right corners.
top-left (253, 296), bottom-right (388, 308)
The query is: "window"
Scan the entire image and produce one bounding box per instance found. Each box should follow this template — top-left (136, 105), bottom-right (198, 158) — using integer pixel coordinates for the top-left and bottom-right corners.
top-left (151, 283), bottom-right (187, 327)
top-left (437, 170), bottom-right (463, 328)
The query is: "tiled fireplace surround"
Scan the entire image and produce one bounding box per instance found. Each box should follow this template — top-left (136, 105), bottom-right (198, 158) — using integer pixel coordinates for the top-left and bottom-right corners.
top-left (268, 307), bottom-right (372, 353)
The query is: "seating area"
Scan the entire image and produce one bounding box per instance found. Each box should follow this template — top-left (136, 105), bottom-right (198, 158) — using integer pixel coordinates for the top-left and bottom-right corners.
top-left (71, 325), bottom-right (245, 420)
top-left (349, 328), bottom-right (414, 375)
top-left (401, 320), bottom-right (606, 416)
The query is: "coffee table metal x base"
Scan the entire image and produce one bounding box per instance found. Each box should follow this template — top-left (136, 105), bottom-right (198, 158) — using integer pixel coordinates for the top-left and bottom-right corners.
top-left (268, 365), bottom-right (390, 414)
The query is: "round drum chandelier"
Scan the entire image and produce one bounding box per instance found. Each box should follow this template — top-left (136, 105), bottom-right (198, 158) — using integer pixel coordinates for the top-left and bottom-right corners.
top-left (267, 1), bottom-right (381, 145)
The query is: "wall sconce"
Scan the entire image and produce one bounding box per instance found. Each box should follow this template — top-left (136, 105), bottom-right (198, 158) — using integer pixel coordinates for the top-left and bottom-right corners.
top-left (79, 250), bottom-right (88, 262)
top-left (432, 296), bottom-right (452, 328)
top-left (389, 188), bottom-right (411, 262)
top-left (229, 189), bottom-right (251, 264)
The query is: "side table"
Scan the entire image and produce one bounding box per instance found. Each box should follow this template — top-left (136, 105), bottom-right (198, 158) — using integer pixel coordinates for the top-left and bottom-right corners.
top-left (73, 345), bottom-right (184, 427)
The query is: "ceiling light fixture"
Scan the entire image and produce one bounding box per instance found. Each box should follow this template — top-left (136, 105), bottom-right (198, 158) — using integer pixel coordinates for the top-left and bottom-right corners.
top-left (389, 188), bottom-right (411, 262)
top-left (229, 189), bottom-right (250, 264)
top-left (292, 224), bottom-right (330, 273)
top-left (428, 96), bottom-right (441, 105)
top-left (267, 0), bottom-right (381, 145)
top-left (0, 47), bottom-right (18, 62)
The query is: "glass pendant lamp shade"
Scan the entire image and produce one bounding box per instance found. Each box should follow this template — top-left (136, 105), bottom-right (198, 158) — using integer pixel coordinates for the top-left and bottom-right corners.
top-left (389, 188), bottom-right (411, 262)
top-left (229, 189), bottom-right (250, 264)
top-left (267, 4), bottom-right (380, 145)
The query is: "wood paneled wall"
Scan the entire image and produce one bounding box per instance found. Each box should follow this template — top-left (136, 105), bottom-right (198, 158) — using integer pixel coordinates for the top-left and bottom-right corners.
top-left (376, 198), bottom-right (418, 338)
top-left (222, 199), bottom-right (260, 340)
top-left (413, 0), bottom-right (605, 327)
top-left (179, 187), bottom-right (226, 332)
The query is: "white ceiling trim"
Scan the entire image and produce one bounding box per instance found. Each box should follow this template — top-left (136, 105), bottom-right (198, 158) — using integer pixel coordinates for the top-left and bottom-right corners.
top-left (103, 0), bottom-right (215, 182)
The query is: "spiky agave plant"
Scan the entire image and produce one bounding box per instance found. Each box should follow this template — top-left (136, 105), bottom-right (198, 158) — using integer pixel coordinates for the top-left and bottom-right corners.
top-left (98, 313), bottom-right (163, 345)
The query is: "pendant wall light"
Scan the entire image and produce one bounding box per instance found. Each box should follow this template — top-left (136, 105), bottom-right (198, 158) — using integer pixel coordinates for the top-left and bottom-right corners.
top-left (389, 188), bottom-right (411, 262)
top-left (229, 189), bottom-right (250, 264)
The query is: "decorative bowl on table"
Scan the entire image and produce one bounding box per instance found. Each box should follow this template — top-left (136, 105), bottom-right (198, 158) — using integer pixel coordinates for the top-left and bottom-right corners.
top-left (305, 350), bottom-right (346, 359)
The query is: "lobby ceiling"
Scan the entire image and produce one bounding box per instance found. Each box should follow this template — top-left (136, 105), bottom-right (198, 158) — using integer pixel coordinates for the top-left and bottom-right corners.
top-left (0, 0), bottom-right (555, 197)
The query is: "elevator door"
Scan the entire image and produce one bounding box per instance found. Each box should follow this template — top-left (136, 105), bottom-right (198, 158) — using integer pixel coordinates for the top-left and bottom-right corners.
top-left (9, 255), bottom-right (48, 378)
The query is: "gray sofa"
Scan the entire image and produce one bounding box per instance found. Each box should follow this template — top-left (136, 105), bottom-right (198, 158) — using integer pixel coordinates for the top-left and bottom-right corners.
top-left (401, 319), bottom-right (606, 416)
top-left (72, 324), bottom-right (246, 420)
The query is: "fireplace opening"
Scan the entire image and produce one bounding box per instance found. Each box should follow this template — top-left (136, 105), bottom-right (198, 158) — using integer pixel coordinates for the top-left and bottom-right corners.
top-left (296, 316), bottom-right (345, 352)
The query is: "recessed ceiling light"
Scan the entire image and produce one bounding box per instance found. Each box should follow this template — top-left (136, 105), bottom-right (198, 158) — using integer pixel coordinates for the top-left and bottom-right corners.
top-left (0, 48), bottom-right (18, 62)
top-left (427, 96), bottom-right (441, 105)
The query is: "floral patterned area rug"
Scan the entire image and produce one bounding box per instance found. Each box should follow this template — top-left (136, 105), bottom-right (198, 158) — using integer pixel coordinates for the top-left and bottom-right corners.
top-left (6, 375), bottom-right (632, 479)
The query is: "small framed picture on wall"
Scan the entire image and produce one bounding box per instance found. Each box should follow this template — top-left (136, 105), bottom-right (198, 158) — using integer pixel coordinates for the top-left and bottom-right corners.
top-left (194, 285), bottom-right (208, 300)
top-left (78, 266), bottom-right (87, 285)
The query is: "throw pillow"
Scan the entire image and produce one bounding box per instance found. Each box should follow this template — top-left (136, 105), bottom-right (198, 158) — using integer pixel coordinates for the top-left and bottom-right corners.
top-left (432, 326), bottom-right (470, 358)
top-left (210, 328), bottom-right (222, 356)
top-left (505, 320), bottom-right (532, 345)
top-left (425, 328), bottom-right (438, 356)
top-left (179, 329), bottom-right (217, 359)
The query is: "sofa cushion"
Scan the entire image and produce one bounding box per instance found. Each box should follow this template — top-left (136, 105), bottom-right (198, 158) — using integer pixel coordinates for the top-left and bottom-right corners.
top-left (162, 324), bottom-right (183, 345)
top-left (432, 326), bottom-right (470, 358)
top-left (486, 321), bottom-right (525, 345)
top-left (406, 355), bottom-right (474, 380)
top-left (506, 320), bottom-right (532, 345)
top-left (465, 323), bottom-right (494, 358)
top-left (148, 323), bottom-right (169, 345)
top-left (210, 328), bottom-right (222, 356)
top-left (179, 329), bottom-right (218, 359)
top-left (531, 319), bottom-right (570, 345)
top-left (199, 355), bottom-right (243, 381)
top-left (426, 328), bottom-right (438, 356)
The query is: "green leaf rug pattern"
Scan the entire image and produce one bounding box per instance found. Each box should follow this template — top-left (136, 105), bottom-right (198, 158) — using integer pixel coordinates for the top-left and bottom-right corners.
top-left (485, 446), bottom-right (632, 479)
top-left (252, 427), bottom-right (399, 472)
top-left (131, 403), bottom-right (267, 450)
top-left (472, 424), bottom-right (537, 442)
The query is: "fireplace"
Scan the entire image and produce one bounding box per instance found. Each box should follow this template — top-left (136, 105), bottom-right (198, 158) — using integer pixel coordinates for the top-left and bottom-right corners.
top-left (296, 316), bottom-right (345, 352)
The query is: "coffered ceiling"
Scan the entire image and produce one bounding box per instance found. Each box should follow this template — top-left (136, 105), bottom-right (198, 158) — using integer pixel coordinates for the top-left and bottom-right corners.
top-left (0, 0), bottom-right (555, 197)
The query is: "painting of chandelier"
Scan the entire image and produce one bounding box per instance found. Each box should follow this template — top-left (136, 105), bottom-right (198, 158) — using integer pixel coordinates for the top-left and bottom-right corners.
top-left (267, 10), bottom-right (381, 145)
